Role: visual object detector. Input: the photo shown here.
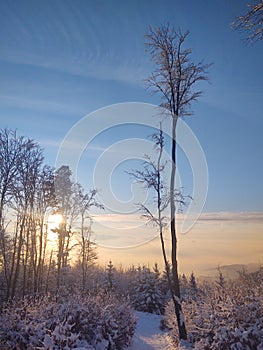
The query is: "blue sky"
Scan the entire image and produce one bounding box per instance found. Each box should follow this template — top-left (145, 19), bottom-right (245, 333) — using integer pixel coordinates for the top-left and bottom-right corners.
top-left (0, 0), bottom-right (263, 270)
top-left (1, 0), bottom-right (262, 213)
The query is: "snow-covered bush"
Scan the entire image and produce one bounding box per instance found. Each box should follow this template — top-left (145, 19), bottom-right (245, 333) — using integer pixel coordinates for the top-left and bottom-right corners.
top-left (164, 270), bottom-right (263, 349)
top-left (0, 288), bottom-right (137, 350)
top-left (130, 265), bottom-right (165, 315)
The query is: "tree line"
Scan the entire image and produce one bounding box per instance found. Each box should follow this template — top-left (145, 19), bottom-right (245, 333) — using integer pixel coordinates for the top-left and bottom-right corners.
top-left (0, 129), bottom-right (101, 300)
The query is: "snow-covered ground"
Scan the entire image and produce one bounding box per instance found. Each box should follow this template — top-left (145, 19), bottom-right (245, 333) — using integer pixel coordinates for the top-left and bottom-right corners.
top-left (127, 311), bottom-right (173, 350)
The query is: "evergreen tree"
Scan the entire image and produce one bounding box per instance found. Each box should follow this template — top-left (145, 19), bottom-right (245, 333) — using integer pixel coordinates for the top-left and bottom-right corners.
top-left (216, 266), bottom-right (225, 290)
top-left (189, 272), bottom-right (198, 300)
top-left (106, 260), bottom-right (115, 290)
top-left (132, 265), bottom-right (165, 314)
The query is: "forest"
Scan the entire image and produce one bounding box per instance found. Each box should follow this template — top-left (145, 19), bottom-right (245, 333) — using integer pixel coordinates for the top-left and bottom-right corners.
top-left (1, 0), bottom-right (263, 348)
top-left (0, 128), bottom-right (262, 349)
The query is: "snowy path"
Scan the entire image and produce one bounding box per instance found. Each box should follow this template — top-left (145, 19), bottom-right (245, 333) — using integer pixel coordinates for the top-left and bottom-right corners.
top-left (127, 311), bottom-right (172, 350)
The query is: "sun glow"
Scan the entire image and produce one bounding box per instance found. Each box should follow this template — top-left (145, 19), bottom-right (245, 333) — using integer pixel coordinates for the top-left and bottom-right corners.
top-left (47, 214), bottom-right (63, 246)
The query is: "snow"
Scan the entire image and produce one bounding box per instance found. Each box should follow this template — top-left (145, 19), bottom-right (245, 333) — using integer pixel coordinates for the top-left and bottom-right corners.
top-left (127, 311), bottom-right (173, 350)
top-left (179, 310), bottom-right (185, 327)
top-left (177, 340), bottom-right (194, 349)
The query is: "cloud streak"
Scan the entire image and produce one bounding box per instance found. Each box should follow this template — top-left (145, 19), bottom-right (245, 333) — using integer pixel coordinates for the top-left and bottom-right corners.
top-left (0, 1), bottom-right (148, 86)
top-left (93, 211), bottom-right (263, 226)
top-left (196, 211), bottom-right (263, 223)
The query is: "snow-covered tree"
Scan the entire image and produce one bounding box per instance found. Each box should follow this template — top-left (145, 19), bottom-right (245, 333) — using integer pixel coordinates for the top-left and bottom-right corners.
top-left (189, 273), bottom-right (197, 292)
top-left (106, 260), bottom-right (115, 290)
top-left (131, 265), bottom-right (165, 314)
top-left (215, 266), bottom-right (225, 290)
top-left (145, 24), bottom-right (210, 340)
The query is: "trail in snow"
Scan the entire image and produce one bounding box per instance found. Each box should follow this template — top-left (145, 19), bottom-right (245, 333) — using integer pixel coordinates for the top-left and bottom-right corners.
top-left (127, 311), bottom-right (172, 350)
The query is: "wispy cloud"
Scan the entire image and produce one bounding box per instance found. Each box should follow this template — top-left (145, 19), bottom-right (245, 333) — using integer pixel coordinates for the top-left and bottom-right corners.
top-left (91, 211), bottom-right (263, 231)
top-left (0, 94), bottom-right (84, 116)
top-left (38, 138), bottom-right (62, 148)
top-left (0, 1), bottom-right (148, 86)
top-left (92, 213), bottom-right (142, 229)
top-left (196, 211), bottom-right (263, 223)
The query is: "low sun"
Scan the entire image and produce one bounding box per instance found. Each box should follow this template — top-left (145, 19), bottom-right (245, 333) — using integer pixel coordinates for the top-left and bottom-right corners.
top-left (48, 213), bottom-right (63, 229)
top-left (47, 213), bottom-right (64, 246)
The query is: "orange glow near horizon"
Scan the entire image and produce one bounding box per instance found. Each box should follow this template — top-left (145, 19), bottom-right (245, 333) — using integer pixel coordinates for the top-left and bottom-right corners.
top-left (95, 211), bottom-right (263, 276)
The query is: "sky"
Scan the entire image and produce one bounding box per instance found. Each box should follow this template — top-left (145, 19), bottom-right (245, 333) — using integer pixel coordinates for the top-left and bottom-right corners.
top-left (0, 0), bottom-right (262, 275)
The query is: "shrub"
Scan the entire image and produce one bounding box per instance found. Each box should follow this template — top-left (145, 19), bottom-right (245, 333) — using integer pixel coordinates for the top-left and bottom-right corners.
top-left (0, 288), bottom-right (137, 350)
top-left (164, 271), bottom-right (263, 349)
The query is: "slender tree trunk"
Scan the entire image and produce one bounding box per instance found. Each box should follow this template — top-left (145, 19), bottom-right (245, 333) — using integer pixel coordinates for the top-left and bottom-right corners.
top-left (0, 225), bottom-right (11, 300)
top-left (35, 220), bottom-right (45, 293)
top-left (158, 202), bottom-right (177, 312)
top-left (0, 209), bottom-right (11, 300)
top-left (11, 214), bottom-right (26, 299)
top-left (22, 223), bottom-right (30, 297)
top-left (81, 212), bottom-right (86, 290)
top-left (39, 224), bottom-right (48, 293)
top-left (7, 219), bottom-right (18, 299)
top-left (57, 234), bottom-right (62, 290)
top-left (156, 127), bottom-right (175, 303)
top-left (170, 115), bottom-right (187, 340)
top-left (45, 249), bottom-right (53, 293)
top-left (81, 235), bottom-right (86, 290)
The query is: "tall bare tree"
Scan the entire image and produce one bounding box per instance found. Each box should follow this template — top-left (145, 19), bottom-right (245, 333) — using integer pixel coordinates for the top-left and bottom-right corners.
top-left (10, 137), bottom-right (44, 298)
top-left (53, 165), bottom-right (74, 289)
top-left (78, 188), bottom-right (103, 290)
top-left (232, 1), bottom-right (263, 42)
top-left (129, 126), bottom-right (188, 320)
top-left (0, 129), bottom-right (23, 299)
top-left (0, 129), bottom-right (29, 282)
top-left (0, 130), bottom-right (102, 299)
top-left (53, 167), bottom-right (102, 290)
top-left (32, 165), bottom-right (55, 293)
top-left (0, 129), bottom-right (48, 299)
top-left (145, 24), bottom-right (209, 340)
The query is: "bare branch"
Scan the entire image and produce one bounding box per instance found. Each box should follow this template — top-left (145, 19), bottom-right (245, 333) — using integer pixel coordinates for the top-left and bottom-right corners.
top-left (232, 1), bottom-right (263, 42)
top-left (145, 24), bottom-right (210, 117)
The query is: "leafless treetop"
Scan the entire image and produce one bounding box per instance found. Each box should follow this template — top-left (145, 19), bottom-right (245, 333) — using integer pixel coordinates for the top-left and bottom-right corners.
top-left (232, 1), bottom-right (263, 42)
top-left (145, 24), bottom-right (210, 117)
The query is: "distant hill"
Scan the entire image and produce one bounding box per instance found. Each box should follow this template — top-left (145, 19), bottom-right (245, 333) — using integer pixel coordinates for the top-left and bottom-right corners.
top-left (200, 262), bottom-right (262, 280)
